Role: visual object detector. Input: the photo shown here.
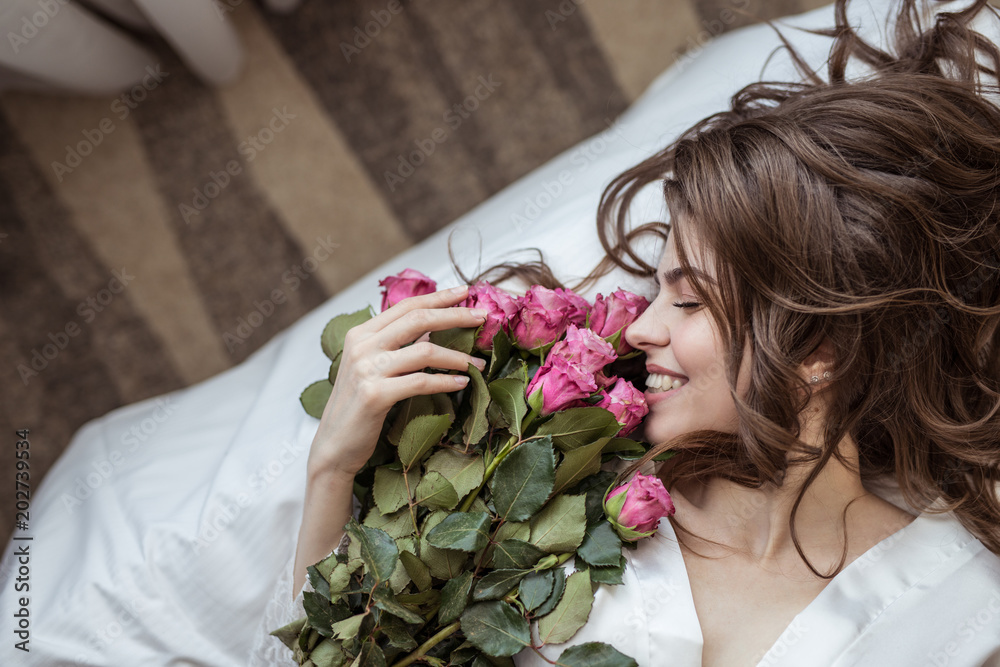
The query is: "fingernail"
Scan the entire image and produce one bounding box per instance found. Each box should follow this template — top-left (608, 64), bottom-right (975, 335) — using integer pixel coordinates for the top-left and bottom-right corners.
top-left (472, 358), bottom-right (486, 370)
top-left (454, 375), bottom-right (470, 385)
top-left (471, 308), bottom-right (488, 318)
top-left (451, 285), bottom-right (469, 295)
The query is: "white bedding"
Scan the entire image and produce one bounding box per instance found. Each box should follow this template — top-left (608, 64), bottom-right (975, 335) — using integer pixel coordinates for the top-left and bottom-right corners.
top-left (4, 1), bottom-right (993, 665)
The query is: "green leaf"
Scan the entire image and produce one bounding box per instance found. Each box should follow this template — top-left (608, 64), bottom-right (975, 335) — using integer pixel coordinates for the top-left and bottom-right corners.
top-left (460, 601), bottom-right (531, 657)
top-left (499, 356), bottom-right (529, 384)
top-left (363, 506), bottom-right (416, 539)
top-left (414, 471), bottom-right (460, 510)
top-left (358, 637), bottom-right (387, 667)
top-left (490, 437), bottom-right (556, 522)
top-left (398, 414), bottom-right (452, 469)
top-left (372, 465), bottom-right (421, 515)
top-left (583, 555), bottom-right (627, 585)
top-left (553, 439), bottom-right (608, 495)
top-left (308, 637), bottom-right (346, 667)
top-left (557, 642), bottom-right (638, 667)
top-left (269, 616), bottom-right (308, 650)
top-left (533, 407), bottom-right (621, 451)
top-left (315, 551), bottom-right (341, 583)
top-left (303, 591), bottom-right (337, 637)
top-left (386, 395), bottom-right (435, 446)
top-left (488, 377), bottom-right (528, 438)
top-left (423, 449), bottom-right (485, 499)
top-left (569, 471), bottom-right (618, 525)
top-left (529, 494), bottom-right (587, 553)
top-left (463, 364), bottom-right (491, 446)
top-left (300, 379), bottom-right (333, 419)
top-left (425, 511), bottom-right (491, 551)
top-left (601, 438), bottom-right (646, 458)
top-left (577, 522), bottom-right (623, 568)
top-left (371, 585), bottom-right (425, 624)
top-left (388, 550), bottom-right (413, 594)
top-left (307, 564), bottom-right (331, 600)
top-left (537, 569), bottom-right (594, 645)
top-left (419, 512), bottom-right (468, 579)
top-left (532, 567), bottom-right (566, 618)
top-left (345, 518), bottom-right (398, 584)
top-left (475, 521), bottom-right (530, 569)
top-left (438, 570), bottom-right (473, 624)
top-left (399, 550), bottom-right (432, 591)
top-left (300, 625), bottom-right (321, 653)
top-left (321, 307), bottom-right (373, 360)
top-left (486, 328), bottom-right (512, 381)
top-left (380, 617), bottom-right (419, 651)
top-left (491, 539), bottom-right (547, 570)
top-left (518, 570), bottom-right (554, 613)
top-left (472, 569), bottom-right (530, 601)
top-left (330, 612), bottom-right (366, 640)
top-left (429, 325), bottom-right (476, 354)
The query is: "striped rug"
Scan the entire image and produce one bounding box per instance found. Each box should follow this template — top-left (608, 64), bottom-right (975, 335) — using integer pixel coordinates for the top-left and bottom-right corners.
top-left (0, 0), bottom-right (830, 544)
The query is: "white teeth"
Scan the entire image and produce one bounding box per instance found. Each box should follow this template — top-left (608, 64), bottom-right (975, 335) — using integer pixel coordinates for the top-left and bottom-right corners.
top-left (646, 372), bottom-right (686, 392)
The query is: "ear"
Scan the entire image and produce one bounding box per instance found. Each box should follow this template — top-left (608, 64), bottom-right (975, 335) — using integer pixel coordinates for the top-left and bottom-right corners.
top-left (800, 336), bottom-right (835, 384)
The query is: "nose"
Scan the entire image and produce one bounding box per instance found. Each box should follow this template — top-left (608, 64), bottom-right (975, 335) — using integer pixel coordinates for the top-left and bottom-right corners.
top-left (624, 294), bottom-right (670, 351)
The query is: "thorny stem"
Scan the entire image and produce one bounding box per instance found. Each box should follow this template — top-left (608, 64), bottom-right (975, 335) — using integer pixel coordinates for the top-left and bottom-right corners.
top-left (390, 621), bottom-right (461, 667)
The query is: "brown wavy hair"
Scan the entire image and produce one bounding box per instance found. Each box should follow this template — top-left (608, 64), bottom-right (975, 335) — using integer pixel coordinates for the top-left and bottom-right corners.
top-left (448, 0), bottom-right (1000, 574)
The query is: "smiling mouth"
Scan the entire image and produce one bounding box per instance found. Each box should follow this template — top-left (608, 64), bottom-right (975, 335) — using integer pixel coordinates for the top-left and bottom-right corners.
top-left (645, 372), bottom-right (688, 393)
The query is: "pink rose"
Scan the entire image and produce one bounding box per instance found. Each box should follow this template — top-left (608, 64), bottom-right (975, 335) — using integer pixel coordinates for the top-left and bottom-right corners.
top-left (378, 268), bottom-right (437, 312)
top-left (603, 472), bottom-right (675, 541)
top-left (589, 289), bottom-right (650, 355)
top-left (547, 324), bottom-right (617, 375)
top-left (525, 354), bottom-right (599, 416)
top-left (595, 376), bottom-right (649, 436)
top-left (509, 286), bottom-right (590, 350)
top-left (460, 280), bottom-right (518, 351)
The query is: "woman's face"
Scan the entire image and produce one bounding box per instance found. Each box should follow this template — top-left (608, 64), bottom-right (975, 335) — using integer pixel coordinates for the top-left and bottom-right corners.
top-left (624, 231), bottom-right (748, 445)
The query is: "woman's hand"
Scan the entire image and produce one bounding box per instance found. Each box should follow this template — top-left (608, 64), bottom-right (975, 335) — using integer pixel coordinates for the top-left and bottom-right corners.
top-left (307, 284), bottom-right (488, 479)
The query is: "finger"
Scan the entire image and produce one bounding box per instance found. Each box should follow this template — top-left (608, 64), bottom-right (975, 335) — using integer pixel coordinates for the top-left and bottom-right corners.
top-left (357, 285), bottom-right (472, 335)
top-left (375, 306), bottom-right (488, 351)
top-left (361, 342), bottom-right (485, 382)
top-left (379, 371), bottom-right (473, 405)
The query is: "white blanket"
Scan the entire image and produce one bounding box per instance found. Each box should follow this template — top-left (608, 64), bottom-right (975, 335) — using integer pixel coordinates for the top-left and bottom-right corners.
top-left (3, 1), bottom-right (998, 665)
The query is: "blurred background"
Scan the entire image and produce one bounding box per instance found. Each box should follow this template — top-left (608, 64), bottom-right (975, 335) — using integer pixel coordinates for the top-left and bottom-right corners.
top-left (0, 0), bottom-right (831, 545)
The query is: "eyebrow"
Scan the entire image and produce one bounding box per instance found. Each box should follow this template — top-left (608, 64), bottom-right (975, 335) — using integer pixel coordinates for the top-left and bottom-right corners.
top-left (661, 267), bottom-right (716, 286)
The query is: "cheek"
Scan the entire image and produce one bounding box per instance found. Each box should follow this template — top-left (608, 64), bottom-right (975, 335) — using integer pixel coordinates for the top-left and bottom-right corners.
top-left (674, 317), bottom-right (724, 378)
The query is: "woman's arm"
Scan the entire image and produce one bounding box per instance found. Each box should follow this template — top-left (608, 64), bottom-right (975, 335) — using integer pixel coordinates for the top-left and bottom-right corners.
top-left (291, 465), bottom-right (355, 599)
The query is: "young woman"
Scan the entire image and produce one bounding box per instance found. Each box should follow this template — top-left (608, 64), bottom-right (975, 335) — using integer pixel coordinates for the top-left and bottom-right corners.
top-left (251, 0), bottom-right (1000, 664)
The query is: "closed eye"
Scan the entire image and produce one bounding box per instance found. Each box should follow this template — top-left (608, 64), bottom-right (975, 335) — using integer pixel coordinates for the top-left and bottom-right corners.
top-left (672, 301), bottom-right (701, 309)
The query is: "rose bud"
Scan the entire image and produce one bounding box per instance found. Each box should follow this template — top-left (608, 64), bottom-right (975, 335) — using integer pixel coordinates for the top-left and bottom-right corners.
top-left (460, 280), bottom-right (518, 351)
top-left (378, 268), bottom-right (437, 311)
top-left (595, 377), bottom-right (649, 436)
top-left (547, 324), bottom-right (617, 375)
top-left (603, 472), bottom-right (675, 541)
top-left (525, 354), bottom-right (599, 416)
top-left (509, 285), bottom-right (576, 350)
top-left (589, 289), bottom-right (650, 355)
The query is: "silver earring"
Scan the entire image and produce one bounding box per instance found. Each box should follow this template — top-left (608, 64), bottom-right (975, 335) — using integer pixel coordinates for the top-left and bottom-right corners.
top-left (822, 371), bottom-right (832, 380)
top-left (810, 375), bottom-right (820, 384)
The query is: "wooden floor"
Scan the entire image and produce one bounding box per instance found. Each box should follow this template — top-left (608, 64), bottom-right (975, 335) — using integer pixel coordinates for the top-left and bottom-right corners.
top-left (0, 0), bottom-right (846, 544)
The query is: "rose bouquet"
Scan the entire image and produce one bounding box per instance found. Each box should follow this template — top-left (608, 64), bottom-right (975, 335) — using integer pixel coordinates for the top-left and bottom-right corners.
top-left (276, 269), bottom-right (675, 667)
